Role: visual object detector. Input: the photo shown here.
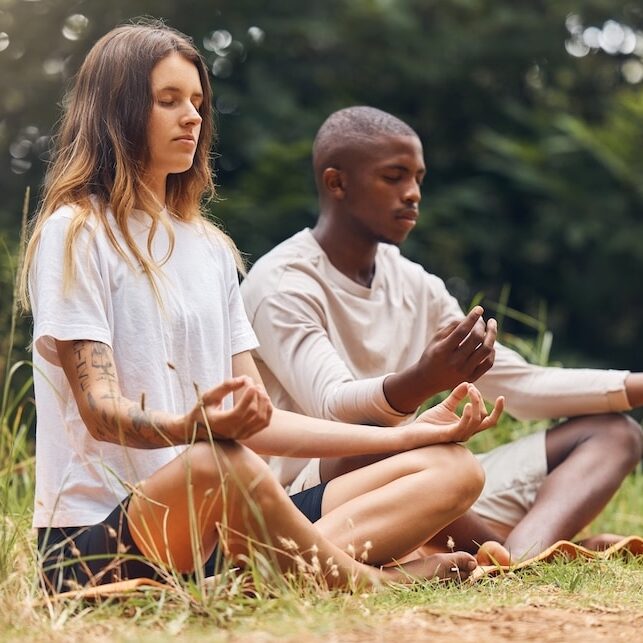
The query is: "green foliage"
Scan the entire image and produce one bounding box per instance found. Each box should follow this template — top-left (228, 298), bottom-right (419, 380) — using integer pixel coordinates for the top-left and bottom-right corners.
top-left (2, 0), bottom-right (642, 368)
top-left (0, 358), bottom-right (34, 582)
top-left (0, 2), bottom-right (640, 365)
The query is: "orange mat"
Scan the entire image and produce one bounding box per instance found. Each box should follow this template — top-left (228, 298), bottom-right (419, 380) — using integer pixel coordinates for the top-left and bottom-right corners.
top-left (45, 536), bottom-right (643, 600)
top-left (45, 577), bottom-right (170, 601)
top-left (471, 535), bottom-right (643, 581)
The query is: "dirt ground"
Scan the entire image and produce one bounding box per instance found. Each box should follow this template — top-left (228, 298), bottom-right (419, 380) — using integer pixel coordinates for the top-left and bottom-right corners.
top-left (228, 606), bottom-right (643, 643)
top-left (372, 606), bottom-right (643, 642)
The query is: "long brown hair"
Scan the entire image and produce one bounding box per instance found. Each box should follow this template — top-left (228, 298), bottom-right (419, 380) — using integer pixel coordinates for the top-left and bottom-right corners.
top-left (19, 19), bottom-right (242, 309)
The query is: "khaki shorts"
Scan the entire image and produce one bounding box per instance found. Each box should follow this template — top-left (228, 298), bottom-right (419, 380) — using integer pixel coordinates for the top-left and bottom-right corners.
top-left (473, 430), bottom-right (548, 529)
top-left (287, 430), bottom-right (548, 530)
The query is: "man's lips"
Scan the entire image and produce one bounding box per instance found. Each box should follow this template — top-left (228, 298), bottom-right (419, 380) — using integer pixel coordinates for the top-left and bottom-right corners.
top-left (395, 209), bottom-right (419, 221)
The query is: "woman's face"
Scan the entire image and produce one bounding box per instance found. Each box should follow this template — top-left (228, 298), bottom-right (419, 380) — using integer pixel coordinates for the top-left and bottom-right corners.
top-left (146, 52), bottom-right (203, 191)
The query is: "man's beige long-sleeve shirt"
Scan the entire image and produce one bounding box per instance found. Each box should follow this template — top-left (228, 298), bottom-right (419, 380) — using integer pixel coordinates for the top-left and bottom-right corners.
top-left (241, 229), bottom-right (630, 487)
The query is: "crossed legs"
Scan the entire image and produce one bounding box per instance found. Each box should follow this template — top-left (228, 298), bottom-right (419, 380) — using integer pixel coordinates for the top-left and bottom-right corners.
top-left (125, 412), bottom-right (639, 584)
top-left (431, 413), bottom-right (643, 560)
top-left (500, 413), bottom-right (642, 559)
top-left (317, 443), bottom-right (484, 575)
top-left (126, 440), bottom-right (482, 587)
top-left (319, 413), bottom-right (642, 562)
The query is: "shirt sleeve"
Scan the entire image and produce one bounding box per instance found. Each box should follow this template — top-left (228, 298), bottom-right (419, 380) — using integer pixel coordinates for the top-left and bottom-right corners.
top-left (30, 213), bottom-right (113, 367)
top-left (424, 274), bottom-right (632, 420)
top-left (252, 290), bottom-right (410, 425)
top-left (476, 345), bottom-right (631, 421)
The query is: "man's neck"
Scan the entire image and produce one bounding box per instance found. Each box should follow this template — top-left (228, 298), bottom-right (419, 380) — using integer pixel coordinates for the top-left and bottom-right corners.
top-left (312, 218), bottom-right (378, 288)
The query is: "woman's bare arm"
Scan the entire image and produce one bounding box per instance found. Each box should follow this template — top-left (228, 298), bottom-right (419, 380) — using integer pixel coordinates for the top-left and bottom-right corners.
top-left (56, 339), bottom-right (271, 448)
top-left (233, 351), bottom-right (503, 457)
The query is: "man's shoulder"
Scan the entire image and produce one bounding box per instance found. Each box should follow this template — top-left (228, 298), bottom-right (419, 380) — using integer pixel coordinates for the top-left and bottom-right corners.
top-left (377, 244), bottom-right (446, 290)
top-left (242, 229), bottom-right (325, 309)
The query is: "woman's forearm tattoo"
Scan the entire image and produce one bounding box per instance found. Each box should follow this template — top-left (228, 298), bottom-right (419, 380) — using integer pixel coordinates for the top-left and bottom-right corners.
top-left (72, 340), bottom-right (175, 448)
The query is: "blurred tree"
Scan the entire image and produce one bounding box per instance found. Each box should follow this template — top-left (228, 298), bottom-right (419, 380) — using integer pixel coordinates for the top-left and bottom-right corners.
top-left (0, 0), bottom-right (642, 369)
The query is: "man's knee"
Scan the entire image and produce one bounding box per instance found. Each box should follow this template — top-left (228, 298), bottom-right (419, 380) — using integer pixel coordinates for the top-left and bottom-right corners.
top-left (549, 413), bottom-right (642, 470)
top-left (603, 414), bottom-right (643, 469)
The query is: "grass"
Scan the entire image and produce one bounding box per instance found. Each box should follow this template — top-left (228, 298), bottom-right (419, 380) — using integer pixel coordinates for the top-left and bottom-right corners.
top-left (0, 233), bottom-right (641, 640)
top-left (0, 382), bottom-right (641, 641)
top-left (0, 544), bottom-right (641, 641)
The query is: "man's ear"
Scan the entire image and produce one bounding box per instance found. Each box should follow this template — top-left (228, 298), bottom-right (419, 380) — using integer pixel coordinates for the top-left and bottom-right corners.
top-left (322, 167), bottom-right (346, 200)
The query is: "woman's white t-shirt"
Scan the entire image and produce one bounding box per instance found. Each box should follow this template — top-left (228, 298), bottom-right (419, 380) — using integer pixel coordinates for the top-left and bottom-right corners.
top-left (30, 206), bottom-right (258, 528)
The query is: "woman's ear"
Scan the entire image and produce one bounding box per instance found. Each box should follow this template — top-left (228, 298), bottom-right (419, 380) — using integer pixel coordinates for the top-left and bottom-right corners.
top-left (322, 167), bottom-right (346, 200)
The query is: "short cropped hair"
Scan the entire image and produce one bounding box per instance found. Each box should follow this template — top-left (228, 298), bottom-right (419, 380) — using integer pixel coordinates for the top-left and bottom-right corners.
top-left (312, 106), bottom-right (417, 184)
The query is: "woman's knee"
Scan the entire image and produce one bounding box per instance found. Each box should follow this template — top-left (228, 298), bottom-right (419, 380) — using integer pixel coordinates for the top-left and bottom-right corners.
top-left (185, 440), bottom-right (273, 492)
top-left (412, 444), bottom-right (485, 507)
top-left (447, 445), bottom-right (485, 505)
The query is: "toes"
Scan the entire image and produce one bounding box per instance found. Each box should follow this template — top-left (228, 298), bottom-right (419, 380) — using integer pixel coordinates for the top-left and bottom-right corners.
top-left (476, 540), bottom-right (512, 566)
top-left (443, 552), bottom-right (477, 580)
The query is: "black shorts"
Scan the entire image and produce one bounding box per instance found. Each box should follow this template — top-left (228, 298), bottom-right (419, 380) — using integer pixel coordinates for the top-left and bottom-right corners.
top-left (37, 481), bottom-right (328, 592)
top-left (289, 482), bottom-right (327, 523)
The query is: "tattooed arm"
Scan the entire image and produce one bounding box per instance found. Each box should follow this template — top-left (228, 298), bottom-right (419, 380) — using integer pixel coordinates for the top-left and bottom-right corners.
top-left (55, 339), bottom-right (272, 448)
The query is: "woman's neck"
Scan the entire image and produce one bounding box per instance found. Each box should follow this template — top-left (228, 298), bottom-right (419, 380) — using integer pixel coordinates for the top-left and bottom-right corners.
top-left (141, 171), bottom-right (167, 208)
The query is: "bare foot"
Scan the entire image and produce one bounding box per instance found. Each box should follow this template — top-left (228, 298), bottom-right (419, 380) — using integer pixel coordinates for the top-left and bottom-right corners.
top-left (577, 533), bottom-right (625, 551)
top-left (385, 551), bottom-right (477, 583)
top-left (476, 540), bottom-right (512, 566)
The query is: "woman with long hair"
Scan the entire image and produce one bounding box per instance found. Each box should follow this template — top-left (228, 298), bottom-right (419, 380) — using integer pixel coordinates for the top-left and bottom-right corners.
top-left (20, 20), bottom-right (503, 593)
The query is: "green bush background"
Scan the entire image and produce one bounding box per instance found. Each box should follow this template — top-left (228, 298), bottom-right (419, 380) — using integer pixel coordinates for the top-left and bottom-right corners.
top-left (1, 0), bottom-right (643, 376)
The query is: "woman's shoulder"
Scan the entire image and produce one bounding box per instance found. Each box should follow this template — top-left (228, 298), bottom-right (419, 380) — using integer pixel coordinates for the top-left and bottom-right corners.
top-left (188, 217), bottom-right (237, 258)
top-left (42, 202), bottom-right (100, 231)
top-left (45, 203), bottom-right (78, 225)
top-left (38, 203), bottom-right (104, 257)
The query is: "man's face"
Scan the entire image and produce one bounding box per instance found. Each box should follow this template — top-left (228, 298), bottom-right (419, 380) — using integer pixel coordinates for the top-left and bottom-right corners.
top-left (340, 134), bottom-right (425, 246)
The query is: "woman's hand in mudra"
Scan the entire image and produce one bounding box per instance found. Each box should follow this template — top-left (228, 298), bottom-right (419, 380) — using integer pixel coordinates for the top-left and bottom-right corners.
top-left (188, 376), bottom-right (273, 441)
top-left (414, 382), bottom-right (504, 444)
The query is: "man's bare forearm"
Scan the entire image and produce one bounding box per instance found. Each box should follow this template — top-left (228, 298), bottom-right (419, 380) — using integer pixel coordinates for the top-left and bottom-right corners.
top-left (58, 339), bottom-right (190, 448)
top-left (625, 373), bottom-right (643, 409)
top-left (383, 365), bottom-right (436, 415)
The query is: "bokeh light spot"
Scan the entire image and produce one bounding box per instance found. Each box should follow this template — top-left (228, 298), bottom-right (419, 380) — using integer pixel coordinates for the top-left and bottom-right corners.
top-left (247, 26), bottom-right (264, 44)
top-left (619, 28), bottom-right (636, 55)
top-left (565, 37), bottom-right (589, 58)
top-left (212, 57), bottom-right (232, 78)
top-left (62, 14), bottom-right (89, 41)
top-left (10, 139), bottom-right (31, 159)
top-left (599, 20), bottom-right (625, 54)
top-left (216, 95), bottom-right (238, 114)
top-left (11, 158), bottom-right (31, 174)
top-left (43, 57), bottom-right (65, 75)
top-left (565, 14), bottom-right (582, 35)
top-left (582, 27), bottom-right (601, 49)
top-left (622, 59), bottom-right (643, 83)
top-left (204, 29), bottom-right (232, 55)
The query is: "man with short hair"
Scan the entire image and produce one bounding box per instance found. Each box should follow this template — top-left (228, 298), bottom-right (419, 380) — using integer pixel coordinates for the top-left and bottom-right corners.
top-left (241, 106), bottom-right (643, 560)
